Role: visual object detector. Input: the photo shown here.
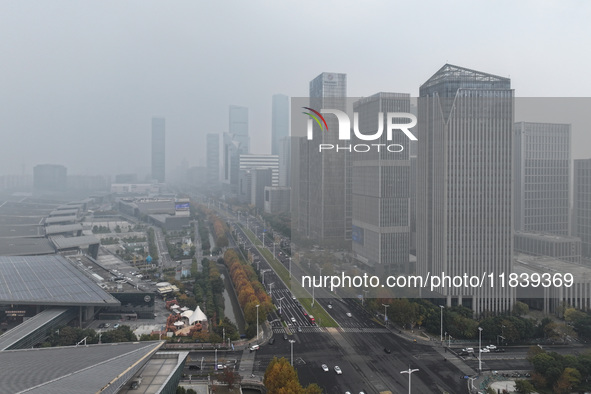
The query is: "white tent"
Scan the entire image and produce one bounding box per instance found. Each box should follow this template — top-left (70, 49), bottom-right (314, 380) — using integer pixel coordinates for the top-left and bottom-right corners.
top-left (188, 306), bottom-right (207, 325)
top-left (180, 310), bottom-right (193, 318)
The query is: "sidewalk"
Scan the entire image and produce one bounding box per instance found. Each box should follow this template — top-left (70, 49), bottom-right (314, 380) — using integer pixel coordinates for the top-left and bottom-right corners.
top-left (236, 321), bottom-right (272, 379)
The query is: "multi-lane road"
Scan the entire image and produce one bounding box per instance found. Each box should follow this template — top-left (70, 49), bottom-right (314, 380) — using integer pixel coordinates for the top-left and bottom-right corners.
top-left (175, 198), bottom-right (591, 393)
top-left (230, 215), bottom-right (470, 393)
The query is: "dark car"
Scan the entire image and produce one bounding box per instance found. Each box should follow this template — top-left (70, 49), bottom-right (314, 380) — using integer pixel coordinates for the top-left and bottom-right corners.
top-left (188, 365), bottom-right (200, 370)
top-left (494, 348), bottom-right (506, 352)
top-left (98, 323), bottom-right (105, 328)
top-left (384, 348), bottom-right (391, 354)
top-left (297, 327), bottom-right (302, 333)
top-left (269, 338), bottom-right (275, 345)
top-left (283, 333), bottom-right (288, 340)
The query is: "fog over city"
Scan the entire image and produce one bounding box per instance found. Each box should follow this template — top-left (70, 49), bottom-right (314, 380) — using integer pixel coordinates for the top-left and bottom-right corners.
top-left (1, 1), bottom-right (591, 176)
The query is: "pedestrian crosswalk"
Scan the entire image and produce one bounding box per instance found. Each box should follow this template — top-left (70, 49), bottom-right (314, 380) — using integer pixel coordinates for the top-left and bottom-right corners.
top-left (338, 327), bottom-right (390, 333)
top-left (271, 326), bottom-right (390, 334)
top-left (272, 326), bottom-right (325, 334)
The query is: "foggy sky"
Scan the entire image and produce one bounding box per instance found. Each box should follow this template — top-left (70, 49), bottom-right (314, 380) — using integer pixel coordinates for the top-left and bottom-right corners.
top-left (1, 1), bottom-right (591, 177)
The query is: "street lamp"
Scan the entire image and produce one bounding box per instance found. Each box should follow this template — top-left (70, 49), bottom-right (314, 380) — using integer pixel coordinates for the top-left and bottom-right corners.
top-left (289, 339), bottom-right (296, 365)
top-left (448, 334), bottom-right (452, 348)
top-left (273, 243), bottom-right (276, 257)
top-left (312, 267), bottom-right (322, 307)
top-left (439, 305), bottom-right (444, 343)
top-left (256, 304), bottom-right (260, 343)
top-left (497, 335), bottom-right (505, 346)
top-left (289, 257), bottom-right (292, 279)
top-left (278, 296), bottom-right (285, 315)
top-left (400, 367), bottom-right (419, 394)
top-left (382, 304), bottom-right (390, 327)
top-left (478, 326), bottom-right (483, 372)
top-left (268, 283), bottom-right (274, 299)
top-left (362, 290), bottom-right (369, 306)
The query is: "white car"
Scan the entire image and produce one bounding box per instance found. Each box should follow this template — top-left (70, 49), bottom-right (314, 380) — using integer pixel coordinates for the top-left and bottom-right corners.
top-left (291, 317), bottom-right (296, 323)
top-left (327, 304), bottom-right (333, 309)
top-left (346, 312), bottom-right (352, 318)
top-left (334, 366), bottom-right (342, 375)
top-left (487, 344), bottom-right (497, 350)
top-left (481, 348), bottom-right (490, 353)
top-left (321, 364), bottom-right (329, 372)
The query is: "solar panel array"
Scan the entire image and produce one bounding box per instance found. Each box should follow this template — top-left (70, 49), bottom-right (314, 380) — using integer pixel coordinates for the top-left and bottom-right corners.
top-left (0, 255), bottom-right (120, 305)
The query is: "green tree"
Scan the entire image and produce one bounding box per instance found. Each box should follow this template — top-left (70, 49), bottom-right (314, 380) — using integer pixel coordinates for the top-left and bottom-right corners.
top-left (554, 367), bottom-right (581, 394)
top-left (514, 379), bottom-right (535, 394)
top-left (512, 301), bottom-right (529, 317)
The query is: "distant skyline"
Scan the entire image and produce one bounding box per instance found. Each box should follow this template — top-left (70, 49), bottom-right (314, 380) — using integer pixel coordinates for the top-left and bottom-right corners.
top-left (1, 1), bottom-right (591, 176)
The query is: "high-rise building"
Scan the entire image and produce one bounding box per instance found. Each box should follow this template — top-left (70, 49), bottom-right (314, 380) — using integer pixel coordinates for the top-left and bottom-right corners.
top-left (351, 93), bottom-right (411, 276)
top-left (229, 105), bottom-right (249, 154)
top-left (417, 64), bottom-right (514, 315)
top-left (574, 159), bottom-right (591, 260)
top-left (151, 117), bottom-right (166, 183)
top-left (222, 132), bottom-right (243, 194)
top-left (514, 122), bottom-right (571, 235)
top-left (239, 154), bottom-right (279, 186)
top-left (206, 133), bottom-right (220, 184)
top-left (264, 186), bottom-right (291, 214)
top-left (33, 164), bottom-right (67, 192)
top-left (251, 168), bottom-right (273, 212)
top-left (272, 94), bottom-right (289, 156)
top-left (297, 72), bottom-right (349, 245)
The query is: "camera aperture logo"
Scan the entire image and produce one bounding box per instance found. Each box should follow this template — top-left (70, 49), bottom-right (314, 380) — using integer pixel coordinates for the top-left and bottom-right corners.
top-left (303, 107), bottom-right (417, 153)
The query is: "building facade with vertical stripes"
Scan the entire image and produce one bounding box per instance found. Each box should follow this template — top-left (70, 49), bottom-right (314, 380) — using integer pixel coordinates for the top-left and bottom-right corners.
top-left (417, 64), bottom-right (514, 315)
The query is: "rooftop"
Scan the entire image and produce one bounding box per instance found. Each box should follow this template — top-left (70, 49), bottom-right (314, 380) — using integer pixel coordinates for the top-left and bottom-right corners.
top-left (0, 341), bottom-right (164, 394)
top-left (0, 255), bottom-right (120, 306)
top-left (0, 237), bottom-right (55, 256)
top-left (420, 63), bottom-right (510, 91)
top-left (50, 234), bottom-right (100, 250)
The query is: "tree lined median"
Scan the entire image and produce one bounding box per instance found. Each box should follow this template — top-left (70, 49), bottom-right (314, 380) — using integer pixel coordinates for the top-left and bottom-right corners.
top-left (240, 225), bottom-right (338, 328)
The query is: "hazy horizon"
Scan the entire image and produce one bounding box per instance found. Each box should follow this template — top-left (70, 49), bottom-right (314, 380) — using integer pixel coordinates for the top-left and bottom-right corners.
top-left (2, 1), bottom-right (591, 177)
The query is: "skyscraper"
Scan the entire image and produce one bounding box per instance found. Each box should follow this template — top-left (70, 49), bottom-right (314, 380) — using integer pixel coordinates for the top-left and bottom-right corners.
top-left (229, 105), bottom-right (249, 154)
top-left (352, 93), bottom-right (411, 276)
top-left (33, 164), bottom-right (67, 192)
top-left (206, 133), bottom-right (220, 184)
top-left (297, 72), bottom-right (349, 245)
top-left (151, 117), bottom-right (166, 183)
top-left (514, 122), bottom-right (571, 235)
top-left (417, 64), bottom-right (514, 315)
top-left (272, 94), bottom-right (289, 156)
top-left (239, 154), bottom-right (279, 186)
top-left (574, 159), bottom-right (591, 259)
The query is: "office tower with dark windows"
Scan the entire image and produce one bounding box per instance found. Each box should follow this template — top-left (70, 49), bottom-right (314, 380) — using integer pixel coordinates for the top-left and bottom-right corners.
top-left (514, 122), bottom-right (571, 235)
top-left (417, 64), bottom-right (514, 315)
top-left (298, 72), bottom-right (349, 245)
top-left (229, 105), bottom-right (249, 154)
top-left (151, 117), bottom-right (166, 183)
top-left (574, 159), bottom-right (591, 260)
top-left (351, 93), bottom-right (411, 276)
top-left (206, 133), bottom-right (220, 184)
top-left (272, 94), bottom-right (289, 156)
